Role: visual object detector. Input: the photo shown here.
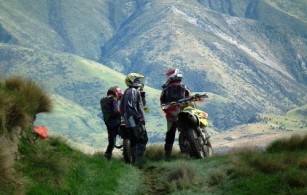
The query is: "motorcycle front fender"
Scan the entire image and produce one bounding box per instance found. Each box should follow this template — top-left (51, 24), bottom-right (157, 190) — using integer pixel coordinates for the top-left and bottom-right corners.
top-left (177, 111), bottom-right (199, 130)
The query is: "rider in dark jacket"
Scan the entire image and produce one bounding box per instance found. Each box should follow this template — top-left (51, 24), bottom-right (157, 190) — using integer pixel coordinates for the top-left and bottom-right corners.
top-left (100, 86), bottom-right (123, 160)
top-left (120, 73), bottom-right (148, 167)
top-left (160, 69), bottom-right (190, 157)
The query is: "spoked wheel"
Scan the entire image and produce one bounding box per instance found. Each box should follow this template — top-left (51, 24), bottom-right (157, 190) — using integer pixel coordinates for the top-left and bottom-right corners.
top-left (201, 129), bottom-right (213, 157)
top-left (202, 138), bottom-right (213, 157)
top-left (179, 132), bottom-right (190, 154)
top-left (186, 129), bottom-right (204, 159)
top-left (123, 139), bottom-right (132, 163)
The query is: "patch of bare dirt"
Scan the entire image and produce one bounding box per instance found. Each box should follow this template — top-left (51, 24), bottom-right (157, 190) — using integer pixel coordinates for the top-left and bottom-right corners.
top-left (141, 166), bottom-right (169, 195)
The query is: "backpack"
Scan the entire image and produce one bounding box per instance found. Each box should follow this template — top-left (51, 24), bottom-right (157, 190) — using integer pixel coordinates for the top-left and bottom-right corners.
top-left (100, 96), bottom-right (120, 128)
top-left (164, 83), bottom-right (186, 102)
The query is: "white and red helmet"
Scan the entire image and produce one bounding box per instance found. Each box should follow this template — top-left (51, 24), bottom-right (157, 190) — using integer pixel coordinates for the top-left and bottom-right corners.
top-left (165, 69), bottom-right (183, 82)
top-left (107, 86), bottom-right (123, 100)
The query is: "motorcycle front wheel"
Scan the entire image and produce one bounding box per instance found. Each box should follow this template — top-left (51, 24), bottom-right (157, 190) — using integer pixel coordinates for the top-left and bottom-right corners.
top-left (202, 138), bottom-right (213, 157)
top-left (186, 129), bottom-right (205, 159)
top-left (179, 132), bottom-right (190, 154)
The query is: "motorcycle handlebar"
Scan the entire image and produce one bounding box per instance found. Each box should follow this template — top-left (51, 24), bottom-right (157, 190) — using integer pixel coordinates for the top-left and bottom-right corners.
top-left (161, 93), bottom-right (208, 109)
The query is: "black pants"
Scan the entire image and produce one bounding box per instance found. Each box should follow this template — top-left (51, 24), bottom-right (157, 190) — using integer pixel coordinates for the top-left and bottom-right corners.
top-left (105, 124), bottom-right (120, 154)
top-left (165, 121), bottom-right (177, 145)
top-left (128, 125), bottom-right (148, 148)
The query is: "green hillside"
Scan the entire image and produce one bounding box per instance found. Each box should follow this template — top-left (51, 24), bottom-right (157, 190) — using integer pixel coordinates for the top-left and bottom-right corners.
top-left (256, 104), bottom-right (307, 132)
top-left (1, 76), bottom-right (306, 194)
top-left (2, 129), bottom-right (307, 194)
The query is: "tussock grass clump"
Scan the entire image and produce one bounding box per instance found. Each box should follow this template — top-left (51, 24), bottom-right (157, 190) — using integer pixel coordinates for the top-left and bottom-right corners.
top-left (145, 144), bottom-right (165, 161)
top-left (4, 76), bottom-right (52, 115)
top-left (165, 162), bottom-right (197, 192)
top-left (0, 92), bottom-right (27, 135)
top-left (228, 156), bottom-right (255, 178)
top-left (298, 157), bottom-right (307, 169)
top-left (0, 76), bottom-right (53, 193)
top-left (0, 137), bottom-right (15, 184)
top-left (0, 76), bottom-right (52, 136)
top-left (251, 154), bottom-right (286, 173)
top-left (267, 133), bottom-right (307, 152)
top-left (285, 170), bottom-right (307, 188)
top-left (207, 169), bottom-right (227, 186)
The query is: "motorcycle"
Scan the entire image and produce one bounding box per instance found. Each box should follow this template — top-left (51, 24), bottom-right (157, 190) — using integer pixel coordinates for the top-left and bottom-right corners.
top-left (114, 122), bottom-right (132, 163)
top-left (161, 94), bottom-right (213, 159)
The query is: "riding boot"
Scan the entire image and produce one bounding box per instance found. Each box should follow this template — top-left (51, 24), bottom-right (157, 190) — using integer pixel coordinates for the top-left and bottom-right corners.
top-left (164, 144), bottom-right (173, 157)
top-left (135, 144), bottom-right (146, 168)
top-left (104, 152), bottom-right (112, 160)
top-left (130, 146), bottom-right (137, 165)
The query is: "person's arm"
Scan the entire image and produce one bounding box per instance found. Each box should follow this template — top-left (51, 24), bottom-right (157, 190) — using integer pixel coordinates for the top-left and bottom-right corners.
top-left (184, 85), bottom-right (191, 97)
top-left (160, 88), bottom-right (166, 105)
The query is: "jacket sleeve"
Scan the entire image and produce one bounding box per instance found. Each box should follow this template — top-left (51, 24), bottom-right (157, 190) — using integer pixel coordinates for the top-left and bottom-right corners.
top-left (184, 85), bottom-right (191, 97)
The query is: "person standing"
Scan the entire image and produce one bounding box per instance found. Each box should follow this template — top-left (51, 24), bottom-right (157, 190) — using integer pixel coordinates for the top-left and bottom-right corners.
top-left (100, 86), bottom-right (123, 160)
top-left (120, 73), bottom-right (148, 168)
top-left (160, 69), bottom-right (191, 157)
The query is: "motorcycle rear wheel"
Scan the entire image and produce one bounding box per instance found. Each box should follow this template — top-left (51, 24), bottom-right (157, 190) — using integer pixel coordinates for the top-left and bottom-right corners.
top-left (123, 139), bottom-right (132, 163)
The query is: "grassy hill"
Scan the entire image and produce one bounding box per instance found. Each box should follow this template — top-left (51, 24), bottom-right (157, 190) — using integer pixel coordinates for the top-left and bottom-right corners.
top-left (1, 77), bottom-right (306, 194)
top-left (2, 129), bottom-right (307, 194)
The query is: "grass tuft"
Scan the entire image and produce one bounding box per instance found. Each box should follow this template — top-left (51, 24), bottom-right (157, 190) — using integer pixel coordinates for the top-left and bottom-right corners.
top-left (267, 134), bottom-right (307, 152)
top-left (228, 156), bottom-right (254, 178)
top-left (285, 170), bottom-right (307, 188)
top-left (4, 76), bottom-right (52, 116)
top-left (252, 155), bottom-right (286, 173)
top-left (145, 144), bottom-right (165, 161)
top-left (298, 157), bottom-right (307, 169)
top-left (165, 162), bottom-right (197, 192)
top-left (0, 137), bottom-right (14, 184)
top-left (207, 169), bottom-right (227, 186)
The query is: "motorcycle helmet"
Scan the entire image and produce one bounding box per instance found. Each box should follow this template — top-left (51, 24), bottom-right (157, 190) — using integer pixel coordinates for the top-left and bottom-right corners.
top-left (166, 69), bottom-right (182, 82)
top-left (125, 73), bottom-right (144, 87)
top-left (107, 86), bottom-right (123, 100)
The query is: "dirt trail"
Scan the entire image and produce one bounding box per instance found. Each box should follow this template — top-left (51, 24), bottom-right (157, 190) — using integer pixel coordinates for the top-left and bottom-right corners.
top-left (141, 165), bottom-right (168, 195)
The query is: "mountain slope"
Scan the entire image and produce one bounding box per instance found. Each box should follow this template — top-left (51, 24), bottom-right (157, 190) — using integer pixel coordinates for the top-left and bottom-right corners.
top-left (99, 0), bottom-right (307, 128)
top-left (0, 0), bottom-right (306, 132)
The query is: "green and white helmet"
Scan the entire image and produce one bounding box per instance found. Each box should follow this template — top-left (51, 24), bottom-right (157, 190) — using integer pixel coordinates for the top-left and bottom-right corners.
top-left (125, 73), bottom-right (144, 87)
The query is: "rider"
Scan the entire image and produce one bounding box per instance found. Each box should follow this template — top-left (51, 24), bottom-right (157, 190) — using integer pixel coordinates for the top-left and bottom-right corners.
top-left (160, 69), bottom-right (191, 157)
top-left (120, 73), bottom-right (148, 167)
top-left (100, 86), bottom-right (123, 160)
